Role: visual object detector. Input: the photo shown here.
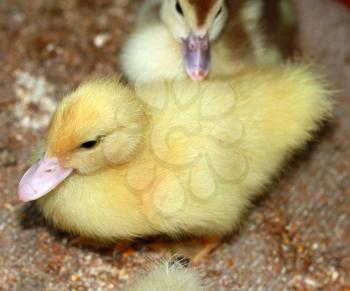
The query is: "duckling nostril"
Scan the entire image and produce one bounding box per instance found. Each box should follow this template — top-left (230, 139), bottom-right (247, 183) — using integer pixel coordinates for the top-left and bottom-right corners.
top-left (45, 167), bottom-right (55, 173)
top-left (189, 42), bottom-right (196, 51)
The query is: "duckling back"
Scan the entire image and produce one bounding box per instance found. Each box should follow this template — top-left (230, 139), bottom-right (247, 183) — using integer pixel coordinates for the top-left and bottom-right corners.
top-left (131, 64), bottom-right (332, 237)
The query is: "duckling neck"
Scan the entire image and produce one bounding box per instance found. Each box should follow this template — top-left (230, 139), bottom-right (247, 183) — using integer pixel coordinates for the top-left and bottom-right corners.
top-left (37, 160), bottom-right (157, 240)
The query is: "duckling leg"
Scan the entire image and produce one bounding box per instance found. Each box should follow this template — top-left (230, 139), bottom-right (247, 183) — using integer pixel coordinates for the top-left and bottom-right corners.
top-left (191, 236), bottom-right (221, 265)
top-left (113, 243), bottom-right (136, 258)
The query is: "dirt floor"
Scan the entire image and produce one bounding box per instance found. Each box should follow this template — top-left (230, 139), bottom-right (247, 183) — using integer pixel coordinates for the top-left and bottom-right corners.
top-left (0, 0), bottom-right (349, 290)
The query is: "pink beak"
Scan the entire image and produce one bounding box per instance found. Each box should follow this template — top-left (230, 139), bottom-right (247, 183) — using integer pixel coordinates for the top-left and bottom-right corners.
top-left (18, 154), bottom-right (73, 202)
top-left (183, 33), bottom-right (211, 82)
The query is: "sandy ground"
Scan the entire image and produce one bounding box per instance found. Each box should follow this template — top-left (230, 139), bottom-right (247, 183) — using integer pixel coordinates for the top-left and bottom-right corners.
top-left (0, 0), bottom-right (349, 290)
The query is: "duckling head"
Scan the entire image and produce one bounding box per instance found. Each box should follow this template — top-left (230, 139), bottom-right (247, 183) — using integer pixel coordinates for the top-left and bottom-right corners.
top-left (18, 79), bottom-right (146, 202)
top-left (161, 0), bottom-right (228, 81)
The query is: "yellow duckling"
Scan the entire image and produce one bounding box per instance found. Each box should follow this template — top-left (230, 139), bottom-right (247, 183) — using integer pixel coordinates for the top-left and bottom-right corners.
top-left (18, 64), bottom-right (331, 241)
top-left (120, 0), bottom-right (297, 82)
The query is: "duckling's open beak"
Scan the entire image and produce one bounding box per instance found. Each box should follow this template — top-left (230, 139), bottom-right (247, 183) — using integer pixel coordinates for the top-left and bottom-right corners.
top-left (183, 33), bottom-right (210, 81)
top-left (18, 154), bottom-right (73, 202)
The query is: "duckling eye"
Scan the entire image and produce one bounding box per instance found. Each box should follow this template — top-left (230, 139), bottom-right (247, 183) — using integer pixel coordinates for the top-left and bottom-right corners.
top-left (176, 1), bottom-right (184, 16)
top-left (215, 7), bottom-right (223, 18)
top-left (80, 140), bottom-right (98, 149)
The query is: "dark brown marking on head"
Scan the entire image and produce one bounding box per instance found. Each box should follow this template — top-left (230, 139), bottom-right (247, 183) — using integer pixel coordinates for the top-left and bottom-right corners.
top-left (220, 1), bottom-right (255, 63)
top-left (259, 0), bottom-right (299, 58)
top-left (189, 0), bottom-right (217, 26)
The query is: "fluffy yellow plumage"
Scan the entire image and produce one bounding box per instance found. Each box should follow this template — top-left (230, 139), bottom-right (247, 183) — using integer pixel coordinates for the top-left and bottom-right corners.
top-left (127, 256), bottom-right (204, 291)
top-left (19, 64), bottom-right (331, 241)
